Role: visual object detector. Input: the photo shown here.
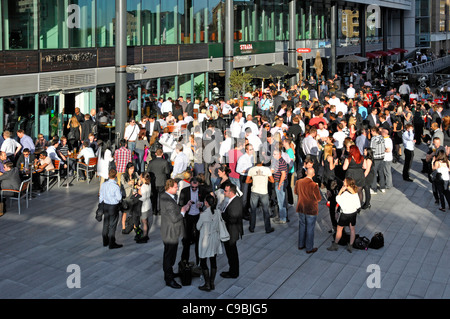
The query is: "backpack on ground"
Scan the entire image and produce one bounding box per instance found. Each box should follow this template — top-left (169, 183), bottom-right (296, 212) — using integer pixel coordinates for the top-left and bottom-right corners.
top-left (369, 232), bottom-right (384, 249)
top-left (353, 235), bottom-right (370, 250)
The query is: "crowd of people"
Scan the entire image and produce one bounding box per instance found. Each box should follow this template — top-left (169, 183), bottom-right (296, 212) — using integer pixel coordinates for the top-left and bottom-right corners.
top-left (2, 60), bottom-right (449, 291)
top-left (93, 64), bottom-right (450, 290)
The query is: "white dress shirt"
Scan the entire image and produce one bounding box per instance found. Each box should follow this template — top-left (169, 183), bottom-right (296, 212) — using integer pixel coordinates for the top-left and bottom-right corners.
top-left (236, 153), bottom-right (254, 176)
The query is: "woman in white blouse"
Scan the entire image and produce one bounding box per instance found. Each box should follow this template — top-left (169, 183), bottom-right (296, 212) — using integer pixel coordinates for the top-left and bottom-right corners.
top-left (327, 177), bottom-right (361, 253)
top-left (136, 172), bottom-right (152, 244)
top-left (96, 140), bottom-right (114, 189)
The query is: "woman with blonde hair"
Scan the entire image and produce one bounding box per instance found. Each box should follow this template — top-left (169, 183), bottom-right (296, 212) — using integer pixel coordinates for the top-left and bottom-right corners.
top-left (67, 115), bottom-right (82, 151)
top-left (327, 177), bottom-right (361, 253)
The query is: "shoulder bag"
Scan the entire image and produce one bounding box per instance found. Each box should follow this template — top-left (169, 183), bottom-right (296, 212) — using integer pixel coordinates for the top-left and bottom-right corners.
top-left (218, 213), bottom-right (230, 242)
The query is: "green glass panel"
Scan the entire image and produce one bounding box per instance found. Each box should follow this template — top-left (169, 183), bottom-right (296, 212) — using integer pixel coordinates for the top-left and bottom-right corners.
top-left (96, 0), bottom-right (115, 47)
top-left (40, 0), bottom-right (69, 49)
top-left (3, 0), bottom-right (38, 50)
top-left (69, 0), bottom-right (95, 48)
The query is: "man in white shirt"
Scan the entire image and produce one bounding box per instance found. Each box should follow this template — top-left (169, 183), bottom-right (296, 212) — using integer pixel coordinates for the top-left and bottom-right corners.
top-left (246, 158), bottom-right (275, 233)
top-left (77, 141), bottom-right (96, 180)
top-left (328, 94), bottom-right (340, 107)
top-left (302, 127), bottom-right (320, 158)
top-left (398, 82), bottom-right (411, 101)
top-left (230, 114), bottom-right (243, 139)
top-left (160, 97), bottom-right (173, 116)
top-left (336, 98), bottom-right (348, 116)
top-left (245, 128), bottom-right (262, 154)
top-left (124, 119), bottom-right (139, 154)
top-left (242, 115), bottom-right (259, 136)
top-left (236, 144), bottom-right (255, 216)
top-left (1, 130), bottom-right (22, 162)
top-left (382, 128), bottom-right (393, 191)
top-left (402, 124), bottom-right (415, 182)
top-left (219, 130), bottom-right (233, 163)
top-left (171, 144), bottom-right (189, 179)
top-left (332, 123), bottom-right (346, 157)
top-left (346, 83), bottom-right (356, 99)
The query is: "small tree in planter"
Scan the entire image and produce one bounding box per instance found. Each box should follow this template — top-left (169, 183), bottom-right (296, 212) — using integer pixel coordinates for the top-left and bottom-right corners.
top-left (194, 82), bottom-right (204, 100)
top-left (229, 70), bottom-right (253, 99)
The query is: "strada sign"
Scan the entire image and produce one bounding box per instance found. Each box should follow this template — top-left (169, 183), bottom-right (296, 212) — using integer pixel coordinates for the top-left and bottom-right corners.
top-left (297, 48), bottom-right (311, 53)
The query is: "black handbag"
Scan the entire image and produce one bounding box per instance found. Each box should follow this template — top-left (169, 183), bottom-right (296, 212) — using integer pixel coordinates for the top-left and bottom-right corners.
top-left (368, 232), bottom-right (384, 249)
top-left (95, 202), bottom-right (104, 222)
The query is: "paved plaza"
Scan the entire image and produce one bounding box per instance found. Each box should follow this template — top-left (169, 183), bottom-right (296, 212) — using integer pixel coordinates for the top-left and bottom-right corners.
top-left (0, 141), bottom-right (450, 300)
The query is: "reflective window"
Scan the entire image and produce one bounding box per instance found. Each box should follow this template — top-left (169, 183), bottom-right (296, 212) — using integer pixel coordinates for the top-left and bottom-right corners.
top-left (97, 0), bottom-right (116, 47)
top-left (40, 0), bottom-right (69, 49)
top-left (142, 0), bottom-right (160, 45)
top-left (338, 7), bottom-right (360, 47)
top-left (127, 0), bottom-right (142, 46)
top-left (161, 1), bottom-right (179, 44)
top-left (69, 0), bottom-right (95, 48)
top-left (209, 0), bottom-right (224, 43)
top-left (3, 0), bottom-right (38, 50)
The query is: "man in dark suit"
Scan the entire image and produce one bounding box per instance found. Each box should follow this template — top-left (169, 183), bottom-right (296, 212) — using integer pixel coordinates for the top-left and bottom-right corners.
top-left (147, 149), bottom-right (171, 215)
top-left (221, 183), bottom-right (244, 279)
top-left (81, 114), bottom-right (95, 142)
top-left (145, 115), bottom-right (162, 139)
top-left (160, 179), bottom-right (192, 289)
top-left (185, 97), bottom-right (194, 117)
top-left (366, 107), bottom-right (380, 129)
top-left (0, 162), bottom-right (22, 215)
top-left (178, 177), bottom-right (208, 267)
top-left (16, 148), bottom-right (35, 172)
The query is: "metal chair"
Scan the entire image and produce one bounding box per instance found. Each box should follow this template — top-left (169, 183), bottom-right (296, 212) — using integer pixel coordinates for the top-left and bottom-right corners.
top-left (77, 157), bottom-right (98, 184)
top-left (1, 178), bottom-right (31, 215)
top-left (43, 160), bottom-right (61, 191)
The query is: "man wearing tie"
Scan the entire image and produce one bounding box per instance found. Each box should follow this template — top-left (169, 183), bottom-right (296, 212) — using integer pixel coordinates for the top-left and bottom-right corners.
top-left (160, 179), bottom-right (193, 289)
top-left (221, 183), bottom-right (244, 279)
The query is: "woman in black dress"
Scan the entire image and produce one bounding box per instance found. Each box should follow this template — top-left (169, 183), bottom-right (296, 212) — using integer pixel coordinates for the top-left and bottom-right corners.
top-left (362, 147), bottom-right (375, 210)
top-left (342, 145), bottom-right (365, 205)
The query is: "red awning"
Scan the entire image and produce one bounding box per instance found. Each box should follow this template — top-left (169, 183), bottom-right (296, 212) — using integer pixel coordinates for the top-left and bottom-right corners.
top-left (392, 48), bottom-right (408, 54)
top-left (388, 49), bottom-right (400, 55)
top-left (366, 52), bottom-right (383, 59)
top-left (374, 51), bottom-right (392, 57)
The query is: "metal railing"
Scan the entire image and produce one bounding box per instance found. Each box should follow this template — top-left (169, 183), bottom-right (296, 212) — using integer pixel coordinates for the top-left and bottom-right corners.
top-left (392, 55), bottom-right (450, 76)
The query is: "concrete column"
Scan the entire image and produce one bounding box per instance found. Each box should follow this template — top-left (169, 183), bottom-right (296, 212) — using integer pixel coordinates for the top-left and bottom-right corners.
top-left (331, 3), bottom-right (337, 76)
top-left (360, 4), bottom-right (366, 60)
top-left (137, 86), bottom-right (142, 122)
top-left (115, 0), bottom-right (127, 146)
top-left (289, 0), bottom-right (297, 87)
top-left (224, 0), bottom-right (234, 101)
top-left (35, 94), bottom-right (40, 139)
top-left (0, 98), bottom-right (3, 133)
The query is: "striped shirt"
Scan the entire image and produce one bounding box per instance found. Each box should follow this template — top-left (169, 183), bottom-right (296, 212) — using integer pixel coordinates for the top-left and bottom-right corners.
top-left (370, 135), bottom-right (386, 160)
top-left (272, 157), bottom-right (288, 182)
top-left (99, 179), bottom-right (122, 205)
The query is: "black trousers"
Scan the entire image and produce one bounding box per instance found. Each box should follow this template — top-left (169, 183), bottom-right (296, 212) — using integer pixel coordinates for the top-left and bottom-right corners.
top-left (102, 203), bottom-right (120, 241)
top-left (403, 149), bottom-right (414, 179)
top-left (163, 242), bottom-right (179, 284)
top-left (223, 240), bottom-right (239, 277)
top-left (181, 214), bottom-right (200, 264)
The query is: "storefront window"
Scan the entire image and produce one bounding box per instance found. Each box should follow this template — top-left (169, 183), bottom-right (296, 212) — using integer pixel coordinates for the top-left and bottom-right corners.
top-left (40, 0), bottom-right (69, 49)
top-left (97, 0), bottom-right (115, 47)
top-left (3, 0), bottom-right (38, 50)
top-left (127, 0), bottom-right (142, 46)
top-left (161, 0), bottom-right (179, 44)
top-left (274, 1), bottom-right (288, 41)
top-left (209, 0), bottom-right (224, 43)
top-left (69, 0), bottom-right (95, 48)
top-left (142, 0), bottom-right (160, 45)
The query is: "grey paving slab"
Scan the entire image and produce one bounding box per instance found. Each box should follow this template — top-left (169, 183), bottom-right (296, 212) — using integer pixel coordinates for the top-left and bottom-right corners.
top-left (0, 141), bottom-right (449, 300)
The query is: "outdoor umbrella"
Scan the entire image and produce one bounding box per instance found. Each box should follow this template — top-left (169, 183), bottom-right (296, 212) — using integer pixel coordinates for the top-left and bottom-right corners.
top-left (313, 51), bottom-right (323, 79)
top-left (271, 64), bottom-right (299, 76)
top-left (297, 53), bottom-right (304, 84)
top-left (337, 55), bottom-right (369, 63)
top-left (246, 65), bottom-right (285, 90)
